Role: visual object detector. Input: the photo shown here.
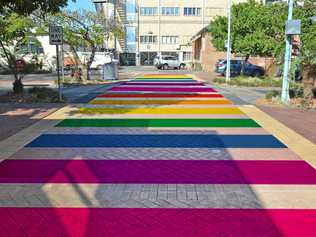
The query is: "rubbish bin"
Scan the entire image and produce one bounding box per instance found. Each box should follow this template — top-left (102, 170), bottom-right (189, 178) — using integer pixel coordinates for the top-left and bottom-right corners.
top-left (102, 61), bottom-right (118, 80)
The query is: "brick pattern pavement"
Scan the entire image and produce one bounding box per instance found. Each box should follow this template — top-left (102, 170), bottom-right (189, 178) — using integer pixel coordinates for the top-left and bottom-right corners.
top-left (1, 74), bottom-right (316, 236)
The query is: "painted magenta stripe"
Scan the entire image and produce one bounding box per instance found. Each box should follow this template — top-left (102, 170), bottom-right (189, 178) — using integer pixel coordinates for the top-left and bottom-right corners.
top-left (135, 77), bottom-right (193, 79)
top-left (1, 208), bottom-right (316, 237)
top-left (97, 93), bottom-right (224, 98)
top-left (89, 100), bottom-right (232, 105)
top-left (109, 87), bottom-right (217, 92)
top-left (79, 107), bottom-right (243, 115)
top-left (0, 160), bottom-right (315, 184)
top-left (132, 79), bottom-right (195, 82)
top-left (123, 82), bottom-right (205, 86)
top-left (56, 119), bottom-right (260, 128)
top-left (26, 134), bottom-right (285, 148)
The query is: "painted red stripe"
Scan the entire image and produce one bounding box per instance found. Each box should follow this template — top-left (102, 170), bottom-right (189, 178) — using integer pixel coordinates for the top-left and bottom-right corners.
top-left (108, 87), bottom-right (217, 92)
top-left (1, 208), bottom-right (316, 237)
top-left (97, 93), bottom-right (224, 98)
top-left (0, 160), bottom-right (316, 184)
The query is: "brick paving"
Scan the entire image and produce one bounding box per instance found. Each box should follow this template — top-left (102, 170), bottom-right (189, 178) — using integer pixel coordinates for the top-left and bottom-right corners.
top-left (1, 74), bottom-right (316, 236)
top-left (0, 103), bottom-right (61, 142)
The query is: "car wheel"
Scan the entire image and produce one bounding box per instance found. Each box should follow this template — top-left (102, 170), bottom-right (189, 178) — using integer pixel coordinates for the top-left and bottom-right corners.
top-left (179, 63), bottom-right (186, 70)
top-left (163, 64), bottom-right (169, 70)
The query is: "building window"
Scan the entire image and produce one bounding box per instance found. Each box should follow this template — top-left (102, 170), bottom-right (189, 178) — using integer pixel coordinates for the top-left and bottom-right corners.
top-left (183, 52), bottom-right (192, 61)
top-left (126, 0), bottom-right (136, 21)
top-left (161, 7), bottom-right (179, 16)
top-left (140, 7), bottom-right (158, 16)
top-left (126, 26), bottom-right (136, 52)
top-left (161, 36), bottom-right (179, 44)
top-left (184, 7), bottom-right (201, 16)
top-left (140, 35), bottom-right (157, 44)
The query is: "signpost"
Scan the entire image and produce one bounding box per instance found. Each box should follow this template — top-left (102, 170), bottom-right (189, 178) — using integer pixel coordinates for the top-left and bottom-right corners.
top-left (49, 25), bottom-right (63, 101)
top-left (281, 0), bottom-right (301, 104)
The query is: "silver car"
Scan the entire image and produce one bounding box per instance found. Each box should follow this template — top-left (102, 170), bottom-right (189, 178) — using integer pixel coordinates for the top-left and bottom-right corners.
top-left (154, 55), bottom-right (186, 70)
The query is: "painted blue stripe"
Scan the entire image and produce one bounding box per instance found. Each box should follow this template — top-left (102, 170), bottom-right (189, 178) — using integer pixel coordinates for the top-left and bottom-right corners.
top-left (26, 134), bottom-right (287, 148)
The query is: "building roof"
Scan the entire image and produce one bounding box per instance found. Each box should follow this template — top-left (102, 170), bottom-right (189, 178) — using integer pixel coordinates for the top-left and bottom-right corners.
top-left (191, 26), bottom-right (209, 42)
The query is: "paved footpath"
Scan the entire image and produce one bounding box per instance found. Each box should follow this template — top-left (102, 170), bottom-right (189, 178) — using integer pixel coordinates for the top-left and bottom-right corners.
top-left (1, 74), bottom-right (316, 236)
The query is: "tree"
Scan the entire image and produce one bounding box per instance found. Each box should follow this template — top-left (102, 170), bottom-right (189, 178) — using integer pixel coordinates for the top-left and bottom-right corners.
top-left (0, 12), bottom-right (34, 93)
top-left (295, 0), bottom-right (316, 97)
top-left (0, 0), bottom-right (74, 93)
top-left (50, 10), bottom-right (124, 80)
top-left (0, 0), bottom-right (71, 15)
top-left (209, 0), bottom-right (288, 61)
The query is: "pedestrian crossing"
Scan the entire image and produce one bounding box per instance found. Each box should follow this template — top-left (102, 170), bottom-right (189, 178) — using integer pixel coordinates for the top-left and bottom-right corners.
top-left (1, 74), bottom-right (316, 236)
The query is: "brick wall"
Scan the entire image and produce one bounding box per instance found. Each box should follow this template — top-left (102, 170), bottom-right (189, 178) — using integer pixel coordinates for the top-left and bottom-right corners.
top-left (192, 33), bottom-right (277, 75)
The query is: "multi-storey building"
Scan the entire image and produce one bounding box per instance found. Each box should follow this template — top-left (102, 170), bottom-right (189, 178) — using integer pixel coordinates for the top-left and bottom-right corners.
top-left (93, 0), bottom-right (246, 65)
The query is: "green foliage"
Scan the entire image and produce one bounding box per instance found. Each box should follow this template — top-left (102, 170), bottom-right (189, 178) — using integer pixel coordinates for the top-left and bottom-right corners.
top-left (214, 76), bottom-right (283, 87)
top-left (28, 87), bottom-right (62, 102)
top-left (0, 0), bottom-right (71, 15)
top-left (294, 0), bottom-right (316, 68)
top-left (0, 12), bottom-right (35, 93)
top-left (265, 90), bottom-right (280, 100)
top-left (209, 0), bottom-right (287, 59)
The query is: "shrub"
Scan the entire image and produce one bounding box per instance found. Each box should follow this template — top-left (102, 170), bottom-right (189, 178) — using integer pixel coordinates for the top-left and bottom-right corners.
top-left (265, 90), bottom-right (280, 100)
top-left (28, 87), bottom-right (62, 102)
top-left (214, 75), bottom-right (282, 87)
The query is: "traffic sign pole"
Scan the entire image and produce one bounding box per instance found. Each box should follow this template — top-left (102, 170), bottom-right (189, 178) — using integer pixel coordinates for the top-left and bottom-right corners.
top-left (49, 25), bottom-right (63, 102)
top-left (56, 45), bottom-right (62, 102)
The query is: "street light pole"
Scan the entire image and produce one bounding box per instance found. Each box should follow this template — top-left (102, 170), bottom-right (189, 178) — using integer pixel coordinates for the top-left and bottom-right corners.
top-left (281, 0), bottom-right (294, 103)
top-left (226, 0), bottom-right (232, 82)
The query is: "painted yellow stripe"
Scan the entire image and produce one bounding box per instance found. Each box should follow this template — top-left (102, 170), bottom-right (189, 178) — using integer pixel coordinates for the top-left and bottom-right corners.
top-left (89, 100), bottom-right (232, 105)
top-left (80, 107), bottom-right (243, 115)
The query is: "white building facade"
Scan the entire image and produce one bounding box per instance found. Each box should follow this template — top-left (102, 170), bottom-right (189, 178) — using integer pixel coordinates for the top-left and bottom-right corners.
top-left (93, 0), bottom-right (246, 65)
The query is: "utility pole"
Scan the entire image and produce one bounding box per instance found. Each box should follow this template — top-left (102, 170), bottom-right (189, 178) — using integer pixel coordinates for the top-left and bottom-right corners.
top-left (136, 0), bottom-right (141, 66)
top-left (226, 0), bottom-right (232, 82)
top-left (158, 0), bottom-right (161, 57)
top-left (281, 0), bottom-right (294, 103)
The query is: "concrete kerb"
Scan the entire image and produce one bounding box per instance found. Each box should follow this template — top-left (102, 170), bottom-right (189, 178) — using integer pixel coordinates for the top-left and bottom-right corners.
top-left (239, 105), bottom-right (316, 169)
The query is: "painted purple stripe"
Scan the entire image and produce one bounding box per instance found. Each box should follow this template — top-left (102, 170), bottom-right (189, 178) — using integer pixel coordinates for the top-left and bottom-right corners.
top-left (108, 86), bottom-right (217, 93)
top-left (1, 208), bottom-right (316, 237)
top-left (0, 160), bottom-right (316, 184)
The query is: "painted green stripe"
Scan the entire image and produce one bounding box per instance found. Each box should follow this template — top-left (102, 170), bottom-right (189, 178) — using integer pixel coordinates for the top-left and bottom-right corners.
top-left (57, 119), bottom-right (261, 128)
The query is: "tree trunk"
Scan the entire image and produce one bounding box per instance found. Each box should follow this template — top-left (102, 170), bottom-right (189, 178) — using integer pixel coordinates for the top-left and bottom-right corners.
top-left (241, 54), bottom-right (250, 75)
top-left (69, 44), bottom-right (82, 81)
top-left (302, 65), bottom-right (316, 98)
top-left (86, 44), bottom-right (96, 81)
top-left (0, 40), bottom-right (23, 93)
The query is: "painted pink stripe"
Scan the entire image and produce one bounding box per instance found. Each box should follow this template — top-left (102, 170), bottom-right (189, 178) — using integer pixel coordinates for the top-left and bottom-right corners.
top-left (1, 208), bottom-right (316, 237)
top-left (123, 82), bottom-right (205, 86)
top-left (108, 86), bottom-right (217, 92)
top-left (0, 160), bottom-right (316, 184)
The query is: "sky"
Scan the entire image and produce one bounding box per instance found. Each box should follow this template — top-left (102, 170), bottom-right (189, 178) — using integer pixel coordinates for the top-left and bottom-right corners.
top-left (67, 0), bottom-right (95, 11)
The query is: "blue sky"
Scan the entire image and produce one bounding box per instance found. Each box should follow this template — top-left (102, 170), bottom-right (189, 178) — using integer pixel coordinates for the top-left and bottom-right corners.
top-left (67, 0), bottom-right (95, 11)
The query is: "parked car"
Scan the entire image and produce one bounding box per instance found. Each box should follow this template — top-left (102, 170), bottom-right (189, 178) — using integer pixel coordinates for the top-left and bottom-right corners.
top-left (216, 59), bottom-right (265, 77)
top-left (154, 55), bottom-right (186, 70)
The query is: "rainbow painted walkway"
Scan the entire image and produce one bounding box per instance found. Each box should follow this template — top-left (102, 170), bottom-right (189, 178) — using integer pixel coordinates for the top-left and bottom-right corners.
top-left (1, 74), bottom-right (316, 236)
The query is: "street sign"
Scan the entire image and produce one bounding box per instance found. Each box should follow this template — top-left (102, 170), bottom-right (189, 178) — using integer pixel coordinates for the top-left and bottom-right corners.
top-left (49, 25), bottom-right (63, 45)
top-left (285, 20), bottom-right (301, 35)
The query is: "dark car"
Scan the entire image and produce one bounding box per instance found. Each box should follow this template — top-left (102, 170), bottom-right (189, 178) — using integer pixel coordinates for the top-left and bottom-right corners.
top-left (216, 59), bottom-right (265, 77)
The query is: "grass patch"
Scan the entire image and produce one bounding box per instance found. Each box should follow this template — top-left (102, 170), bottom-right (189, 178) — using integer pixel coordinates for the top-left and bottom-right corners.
top-left (214, 76), bottom-right (283, 87)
